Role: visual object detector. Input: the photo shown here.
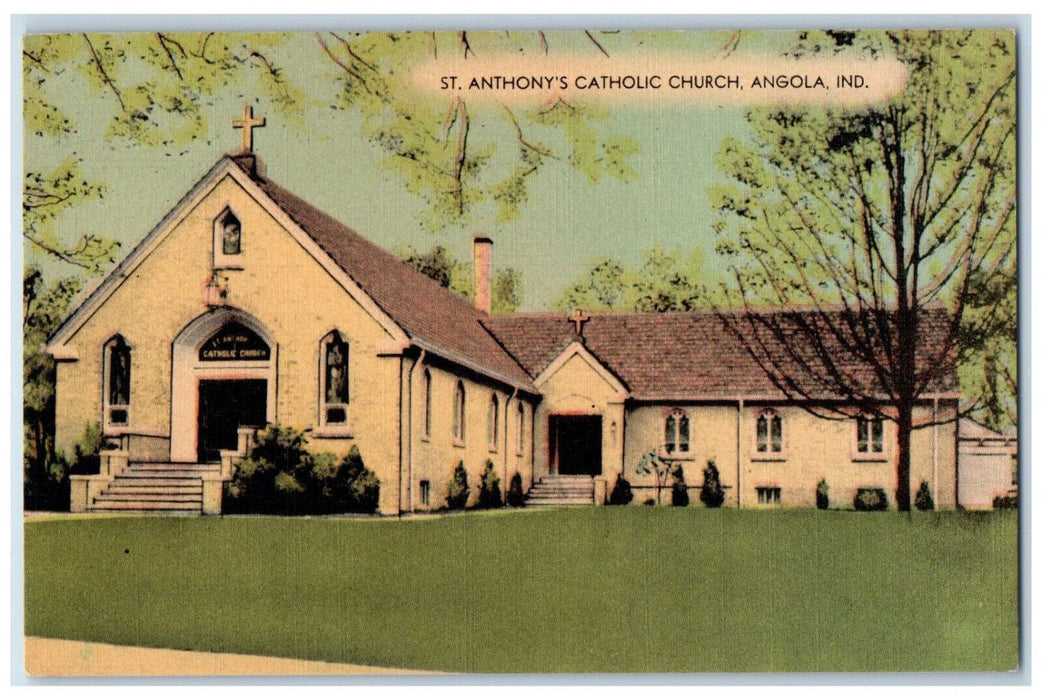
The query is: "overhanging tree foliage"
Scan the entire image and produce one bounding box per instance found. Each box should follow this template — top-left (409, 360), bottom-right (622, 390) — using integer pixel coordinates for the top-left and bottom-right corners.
top-left (712, 30), bottom-right (1016, 510)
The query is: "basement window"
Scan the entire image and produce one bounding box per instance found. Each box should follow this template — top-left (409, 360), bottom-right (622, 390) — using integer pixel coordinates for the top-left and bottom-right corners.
top-left (756, 486), bottom-right (781, 505)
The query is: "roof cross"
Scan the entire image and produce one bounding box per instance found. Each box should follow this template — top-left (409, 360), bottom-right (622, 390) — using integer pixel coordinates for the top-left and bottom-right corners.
top-left (570, 308), bottom-right (591, 335)
top-left (232, 104), bottom-right (265, 154)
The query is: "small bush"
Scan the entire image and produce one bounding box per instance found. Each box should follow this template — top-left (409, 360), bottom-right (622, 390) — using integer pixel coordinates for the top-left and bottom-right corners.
top-left (671, 466), bottom-right (690, 507)
top-left (24, 453), bottom-right (70, 512)
top-left (993, 493), bottom-right (1018, 509)
top-left (914, 481), bottom-right (935, 511)
top-left (854, 487), bottom-right (888, 511)
top-left (68, 422), bottom-right (105, 475)
top-left (476, 460), bottom-right (503, 509)
top-left (506, 473), bottom-right (526, 507)
top-left (446, 461), bottom-right (470, 510)
top-left (816, 478), bottom-right (829, 510)
top-left (700, 460), bottom-right (725, 508)
top-left (644, 498), bottom-right (656, 506)
top-left (332, 446), bottom-right (380, 513)
top-left (608, 474), bottom-right (633, 505)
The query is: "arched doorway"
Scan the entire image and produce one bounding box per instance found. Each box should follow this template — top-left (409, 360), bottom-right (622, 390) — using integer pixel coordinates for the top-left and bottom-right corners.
top-left (170, 308), bottom-right (277, 462)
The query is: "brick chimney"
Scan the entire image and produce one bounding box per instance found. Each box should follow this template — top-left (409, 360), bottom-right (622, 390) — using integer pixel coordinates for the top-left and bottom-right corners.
top-left (472, 235), bottom-right (493, 314)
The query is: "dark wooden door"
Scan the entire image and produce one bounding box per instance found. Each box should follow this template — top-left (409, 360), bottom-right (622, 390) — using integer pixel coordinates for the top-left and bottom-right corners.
top-left (197, 379), bottom-right (267, 463)
top-left (550, 415), bottom-right (602, 475)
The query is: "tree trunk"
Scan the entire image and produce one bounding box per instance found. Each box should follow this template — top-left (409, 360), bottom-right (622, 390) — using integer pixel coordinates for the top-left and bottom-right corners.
top-left (895, 403), bottom-right (913, 511)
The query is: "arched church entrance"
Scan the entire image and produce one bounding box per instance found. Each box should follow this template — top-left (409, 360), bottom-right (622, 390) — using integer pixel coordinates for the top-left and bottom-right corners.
top-left (170, 308), bottom-right (276, 463)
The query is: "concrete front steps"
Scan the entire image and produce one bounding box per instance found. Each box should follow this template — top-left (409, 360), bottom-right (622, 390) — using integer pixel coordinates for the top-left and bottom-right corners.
top-left (526, 474), bottom-right (596, 506)
top-left (89, 463), bottom-right (220, 514)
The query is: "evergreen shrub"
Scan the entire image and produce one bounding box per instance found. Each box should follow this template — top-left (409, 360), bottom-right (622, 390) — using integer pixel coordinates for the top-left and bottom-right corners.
top-left (506, 473), bottom-right (526, 507)
top-left (476, 460), bottom-right (503, 509)
top-left (446, 461), bottom-right (470, 510)
top-left (700, 460), bottom-right (725, 508)
top-left (608, 474), bottom-right (633, 505)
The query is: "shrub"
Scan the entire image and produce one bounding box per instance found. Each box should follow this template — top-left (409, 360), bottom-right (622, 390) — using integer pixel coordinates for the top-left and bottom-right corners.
top-left (68, 422), bottom-right (105, 475)
top-left (854, 487), bottom-right (888, 511)
top-left (332, 446), bottom-right (380, 513)
top-left (671, 466), bottom-right (690, 507)
top-left (816, 478), bottom-right (829, 510)
top-left (608, 474), bottom-right (633, 505)
top-left (24, 453), bottom-right (70, 512)
top-left (700, 460), bottom-right (725, 508)
top-left (993, 493), bottom-right (1018, 509)
top-left (506, 473), bottom-right (526, 507)
top-left (644, 498), bottom-right (656, 506)
top-left (476, 460), bottom-right (503, 509)
top-left (914, 481), bottom-right (935, 511)
top-left (446, 461), bottom-right (470, 510)
top-left (225, 425), bottom-right (379, 514)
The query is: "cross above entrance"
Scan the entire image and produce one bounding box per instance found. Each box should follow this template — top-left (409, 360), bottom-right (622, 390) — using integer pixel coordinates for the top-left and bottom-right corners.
top-left (570, 308), bottom-right (591, 335)
top-left (232, 104), bottom-right (266, 154)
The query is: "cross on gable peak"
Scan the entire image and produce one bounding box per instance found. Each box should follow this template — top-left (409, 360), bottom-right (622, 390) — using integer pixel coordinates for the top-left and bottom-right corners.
top-left (570, 308), bottom-right (591, 336)
top-left (232, 104), bottom-right (266, 154)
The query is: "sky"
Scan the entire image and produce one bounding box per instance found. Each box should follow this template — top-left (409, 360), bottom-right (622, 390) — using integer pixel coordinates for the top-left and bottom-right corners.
top-left (23, 30), bottom-right (822, 310)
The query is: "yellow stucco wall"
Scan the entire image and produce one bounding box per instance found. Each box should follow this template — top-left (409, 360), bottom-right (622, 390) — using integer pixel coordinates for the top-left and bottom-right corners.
top-left (619, 401), bottom-right (958, 508)
top-left (407, 362), bottom-right (536, 511)
top-left (54, 171), bottom-right (407, 513)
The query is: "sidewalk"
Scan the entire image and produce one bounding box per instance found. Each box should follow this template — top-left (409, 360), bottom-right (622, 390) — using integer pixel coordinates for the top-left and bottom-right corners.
top-left (24, 637), bottom-right (431, 677)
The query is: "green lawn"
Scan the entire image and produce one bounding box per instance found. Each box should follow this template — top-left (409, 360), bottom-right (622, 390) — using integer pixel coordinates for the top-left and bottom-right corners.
top-left (24, 508), bottom-right (1018, 673)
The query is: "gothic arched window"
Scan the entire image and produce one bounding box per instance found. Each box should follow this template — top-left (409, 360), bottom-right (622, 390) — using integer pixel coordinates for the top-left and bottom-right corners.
top-left (488, 394), bottom-right (500, 448)
top-left (423, 369), bottom-right (432, 438)
top-left (321, 331), bottom-right (349, 425)
top-left (664, 408), bottom-right (690, 454)
top-left (104, 335), bottom-right (131, 427)
top-left (453, 381), bottom-right (466, 442)
top-left (756, 410), bottom-right (784, 453)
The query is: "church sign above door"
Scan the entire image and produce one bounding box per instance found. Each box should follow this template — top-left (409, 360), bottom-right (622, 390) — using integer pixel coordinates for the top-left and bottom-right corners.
top-left (199, 321), bottom-right (270, 361)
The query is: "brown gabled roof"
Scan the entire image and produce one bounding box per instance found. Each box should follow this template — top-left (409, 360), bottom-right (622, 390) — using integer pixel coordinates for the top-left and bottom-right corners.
top-left (481, 309), bottom-right (960, 401)
top-left (230, 156), bottom-right (533, 390)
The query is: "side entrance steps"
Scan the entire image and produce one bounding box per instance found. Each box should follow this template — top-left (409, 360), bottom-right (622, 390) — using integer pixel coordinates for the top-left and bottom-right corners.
top-left (526, 474), bottom-right (596, 506)
top-left (88, 463), bottom-right (220, 514)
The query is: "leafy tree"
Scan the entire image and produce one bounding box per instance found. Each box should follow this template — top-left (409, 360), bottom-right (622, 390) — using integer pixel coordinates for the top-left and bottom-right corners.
top-left (636, 450), bottom-right (675, 505)
top-left (23, 267), bottom-right (82, 506)
top-left (397, 244), bottom-right (523, 313)
top-left (713, 30), bottom-right (1015, 510)
top-left (23, 32), bottom-right (303, 274)
top-left (556, 247), bottom-right (715, 312)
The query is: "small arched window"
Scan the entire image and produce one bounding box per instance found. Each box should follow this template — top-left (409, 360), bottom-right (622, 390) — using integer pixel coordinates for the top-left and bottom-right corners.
top-left (423, 369), bottom-right (432, 438)
top-left (103, 335), bottom-right (131, 427)
top-left (488, 394), bottom-right (500, 448)
top-left (453, 381), bottom-right (466, 442)
top-left (756, 410), bottom-right (784, 453)
top-left (664, 408), bottom-right (690, 454)
top-left (516, 403), bottom-right (525, 455)
top-left (320, 331), bottom-right (349, 426)
top-left (214, 208), bottom-right (243, 267)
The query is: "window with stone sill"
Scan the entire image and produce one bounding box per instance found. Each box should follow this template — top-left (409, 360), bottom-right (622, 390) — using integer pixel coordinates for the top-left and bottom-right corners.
top-left (103, 335), bottom-right (131, 428)
top-left (755, 410), bottom-right (784, 456)
top-left (663, 408), bottom-right (690, 455)
top-left (856, 416), bottom-right (885, 455)
top-left (320, 331), bottom-right (350, 428)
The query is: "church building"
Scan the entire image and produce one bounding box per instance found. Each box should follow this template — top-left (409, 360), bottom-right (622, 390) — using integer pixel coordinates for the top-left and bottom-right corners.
top-left (47, 111), bottom-right (961, 515)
